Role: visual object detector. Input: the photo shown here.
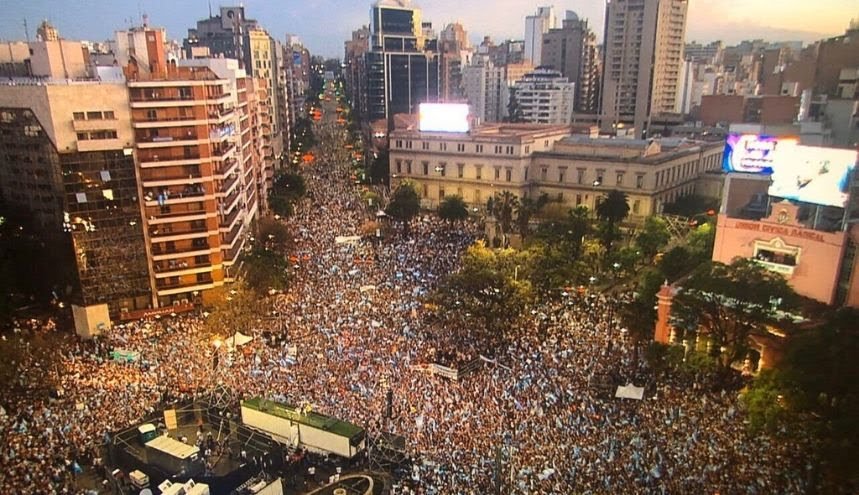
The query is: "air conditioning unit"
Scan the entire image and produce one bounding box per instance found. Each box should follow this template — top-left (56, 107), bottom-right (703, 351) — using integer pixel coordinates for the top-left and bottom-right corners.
top-left (181, 298), bottom-right (189, 305)
top-left (173, 300), bottom-right (181, 307)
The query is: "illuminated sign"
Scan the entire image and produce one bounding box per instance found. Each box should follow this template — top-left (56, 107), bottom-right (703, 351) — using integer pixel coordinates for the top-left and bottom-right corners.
top-left (418, 103), bottom-right (470, 133)
top-left (723, 133), bottom-right (857, 208)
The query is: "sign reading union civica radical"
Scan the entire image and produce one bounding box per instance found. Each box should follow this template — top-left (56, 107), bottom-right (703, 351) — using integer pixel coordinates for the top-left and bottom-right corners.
top-left (723, 133), bottom-right (857, 209)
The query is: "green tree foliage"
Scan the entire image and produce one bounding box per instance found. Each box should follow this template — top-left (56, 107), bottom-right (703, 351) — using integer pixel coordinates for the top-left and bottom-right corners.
top-left (534, 206), bottom-right (592, 259)
top-left (635, 216), bottom-right (671, 260)
top-left (662, 194), bottom-right (719, 217)
top-left (618, 267), bottom-right (664, 342)
top-left (659, 246), bottom-right (696, 282)
top-left (432, 242), bottom-right (532, 338)
top-left (369, 149), bottom-right (390, 185)
top-left (269, 172), bottom-right (307, 217)
top-left (257, 216), bottom-right (292, 253)
top-left (202, 282), bottom-right (267, 337)
top-left (486, 191), bottom-right (519, 244)
top-left (438, 195), bottom-right (469, 222)
top-left (514, 194), bottom-right (549, 238)
top-left (596, 189), bottom-right (630, 226)
top-left (505, 88), bottom-right (525, 123)
top-left (687, 220), bottom-right (716, 256)
top-left (385, 181), bottom-right (421, 224)
top-left (671, 259), bottom-right (799, 370)
top-left (243, 246), bottom-right (290, 295)
top-left (743, 311), bottom-right (859, 492)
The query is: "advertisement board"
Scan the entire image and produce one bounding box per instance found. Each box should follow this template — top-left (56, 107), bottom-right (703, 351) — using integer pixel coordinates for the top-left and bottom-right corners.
top-left (768, 145), bottom-right (856, 208)
top-left (418, 103), bottom-right (470, 133)
top-left (723, 133), bottom-right (857, 208)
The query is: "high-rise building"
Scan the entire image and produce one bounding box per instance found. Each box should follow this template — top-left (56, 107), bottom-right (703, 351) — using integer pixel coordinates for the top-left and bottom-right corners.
top-left (438, 23), bottom-right (471, 101)
top-left (524, 6), bottom-right (556, 66)
top-left (122, 26), bottom-right (253, 307)
top-left (36, 20), bottom-right (60, 42)
top-left (462, 58), bottom-right (509, 123)
top-left (600, 0), bottom-right (689, 138)
top-left (0, 39), bottom-right (151, 326)
top-left (541, 11), bottom-right (601, 114)
top-left (345, 27), bottom-right (371, 119)
top-left (512, 68), bottom-right (575, 125)
top-left (366, 0), bottom-right (439, 121)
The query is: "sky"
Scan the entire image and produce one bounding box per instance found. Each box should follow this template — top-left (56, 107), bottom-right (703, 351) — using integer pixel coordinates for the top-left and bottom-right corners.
top-left (0, 0), bottom-right (856, 59)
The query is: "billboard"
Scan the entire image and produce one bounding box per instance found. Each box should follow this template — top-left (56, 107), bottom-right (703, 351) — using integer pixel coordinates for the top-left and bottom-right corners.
top-left (418, 103), bottom-right (470, 133)
top-left (723, 133), bottom-right (857, 208)
top-left (768, 146), bottom-right (856, 208)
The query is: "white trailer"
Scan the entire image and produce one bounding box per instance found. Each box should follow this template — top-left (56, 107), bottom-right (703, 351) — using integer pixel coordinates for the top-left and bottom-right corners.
top-left (241, 398), bottom-right (366, 458)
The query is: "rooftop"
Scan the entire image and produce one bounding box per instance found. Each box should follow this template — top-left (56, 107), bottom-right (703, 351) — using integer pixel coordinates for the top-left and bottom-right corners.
top-left (242, 398), bottom-right (365, 440)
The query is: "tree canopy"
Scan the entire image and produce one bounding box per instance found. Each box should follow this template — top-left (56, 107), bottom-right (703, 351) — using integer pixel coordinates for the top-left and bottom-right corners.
top-left (671, 258), bottom-right (799, 370)
top-left (386, 181), bottom-right (421, 223)
top-left (596, 189), bottom-right (630, 226)
top-left (438, 195), bottom-right (469, 222)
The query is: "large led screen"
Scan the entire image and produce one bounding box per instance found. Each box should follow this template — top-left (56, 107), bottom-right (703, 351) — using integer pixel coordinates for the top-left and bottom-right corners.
top-left (418, 103), bottom-right (470, 133)
top-left (723, 133), bottom-right (857, 208)
top-left (768, 146), bottom-right (856, 208)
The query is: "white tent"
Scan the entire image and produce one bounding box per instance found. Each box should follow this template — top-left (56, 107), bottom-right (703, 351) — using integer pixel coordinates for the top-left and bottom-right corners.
top-left (226, 332), bottom-right (254, 347)
top-left (615, 384), bottom-right (645, 400)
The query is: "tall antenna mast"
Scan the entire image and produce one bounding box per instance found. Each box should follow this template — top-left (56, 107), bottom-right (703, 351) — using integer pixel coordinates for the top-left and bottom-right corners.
top-left (23, 19), bottom-right (30, 42)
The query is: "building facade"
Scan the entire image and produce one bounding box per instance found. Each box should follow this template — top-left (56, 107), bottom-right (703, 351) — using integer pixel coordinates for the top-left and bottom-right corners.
top-left (524, 6), bottom-right (556, 67)
top-left (600, 0), bottom-right (689, 137)
top-left (540, 11), bottom-right (601, 114)
top-left (389, 125), bottom-right (723, 220)
top-left (512, 69), bottom-right (575, 125)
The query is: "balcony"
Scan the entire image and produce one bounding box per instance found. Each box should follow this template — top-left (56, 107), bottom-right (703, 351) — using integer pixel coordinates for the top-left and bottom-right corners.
top-left (218, 173), bottom-right (240, 196)
top-left (73, 119), bottom-right (118, 132)
top-left (214, 159), bottom-right (239, 178)
top-left (221, 221), bottom-right (243, 247)
top-left (144, 185), bottom-right (207, 206)
top-left (138, 151), bottom-right (203, 168)
top-left (220, 187), bottom-right (241, 214)
top-left (77, 139), bottom-right (124, 152)
top-left (219, 204), bottom-right (242, 230)
top-left (137, 136), bottom-right (206, 149)
top-left (211, 143), bottom-right (237, 159)
top-left (133, 115), bottom-right (207, 129)
top-left (149, 223), bottom-right (210, 242)
top-left (155, 274), bottom-right (215, 294)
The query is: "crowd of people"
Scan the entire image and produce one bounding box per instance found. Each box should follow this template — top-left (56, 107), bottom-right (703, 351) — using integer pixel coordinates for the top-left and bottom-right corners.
top-left (0, 86), bottom-right (814, 495)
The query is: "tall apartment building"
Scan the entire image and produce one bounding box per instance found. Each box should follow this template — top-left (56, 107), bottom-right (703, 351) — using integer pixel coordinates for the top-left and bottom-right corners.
top-left (0, 38), bottom-right (151, 329)
top-left (600, 0), bottom-right (689, 138)
top-left (345, 27), bottom-right (371, 118)
top-left (524, 6), bottom-right (556, 67)
top-left (366, 0), bottom-right (439, 121)
top-left (463, 59), bottom-right (509, 123)
top-left (512, 68), bottom-right (575, 125)
top-left (541, 11), bottom-right (601, 114)
top-left (438, 23), bottom-right (471, 101)
top-left (122, 26), bottom-right (253, 307)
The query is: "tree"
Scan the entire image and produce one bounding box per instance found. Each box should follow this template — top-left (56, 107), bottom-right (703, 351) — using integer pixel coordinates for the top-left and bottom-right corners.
top-left (534, 206), bottom-right (592, 260)
top-left (514, 194), bottom-right (549, 239)
top-left (635, 216), bottom-right (671, 260)
top-left (662, 194), bottom-right (719, 217)
top-left (596, 189), bottom-right (630, 226)
top-left (487, 191), bottom-right (519, 246)
top-left (618, 267), bottom-right (664, 343)
top-left (369, 149), bottom-right (390, 185)
top-left (243, 246), bottom-right (290, 295)
top-left (671, 259), bottom-right (799, 371)
top-left (658, 246), bottom-right (696, 282)
top-left (505, 88), bottom-right (525, 123)
top-left (257, 217), bottom-right (292, 253)
top-left (432, 242), bottom-right (532, 341)
top-left (386, 182), bottom-right (421, 224)
top-left (438, 195), bottom-right (469, 222)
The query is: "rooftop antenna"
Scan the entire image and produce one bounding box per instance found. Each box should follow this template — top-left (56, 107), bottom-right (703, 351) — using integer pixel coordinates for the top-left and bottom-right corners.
top-left (23, 18), bottom-right (30, 42)
top-left (208, 0), bottom-right (213, 18)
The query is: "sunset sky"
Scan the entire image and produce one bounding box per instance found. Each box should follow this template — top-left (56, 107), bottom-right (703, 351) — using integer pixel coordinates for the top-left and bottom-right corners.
top-left (1, 0), bottom-right (856, 58)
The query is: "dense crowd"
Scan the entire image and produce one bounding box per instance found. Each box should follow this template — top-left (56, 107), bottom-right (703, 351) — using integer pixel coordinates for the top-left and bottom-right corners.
top-left (0, 90), bottom-right (813, 495)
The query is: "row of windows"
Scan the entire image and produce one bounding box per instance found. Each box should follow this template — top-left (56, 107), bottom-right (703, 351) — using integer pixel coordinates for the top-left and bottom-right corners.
top-left (77, 130), bottom-right (118, 141)
top-left (73, 111), bottom-right (116, 121)
top-left (393, 139), bottom-right (522, 155)
top-left (395, 159), bottom-right (516, 182)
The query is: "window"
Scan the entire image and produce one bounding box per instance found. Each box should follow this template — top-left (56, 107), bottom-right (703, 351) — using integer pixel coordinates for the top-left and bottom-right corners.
top-left (494, 167), bottom-right (501, 180)
top-left (524, 145), bottom-right (530, 154)
top-left (505, 169), bottom-right (512, 182)
top-left (396, 159), bottom-right (402, 174)
top-left (437, 163), bottom-right (446, 177)
top-left (544, 140), bottom-right (549, 147)
top-left (457, 143), bottom-right (465, 152)
top-left (395, 140), bottom-right (403, 148)
top-left (439, 142), bottom-right (447, 151)
top-left (616, 173), bottom-right (624, 186)
top-left (406, 160), bottom-right (412, 174)
top-left (86, 111), bottom-right (102, 120)
top-left (438, 187), bottom-right (445, 199)
top-left (494, 145), bottom-right (502, 154)
top-left (636, 174), bottom-right (644, 189)
top-left (506, 146), bottom-right (514, 154)
top-left (77, 132), bottom-right (88, 141)
top-left (422, 142), bottom-right (429, 150)
top-left (73, 112), bottom-right (85, 121)
top-left (103, 111), bottom-right (115, 120)
top-left (557, 192), bottom-right (564, 202)
top-left (422, 162), bottom-right (429, 175)
top-left (576, 194), bottom-right (582, 206)
top-left (406, 140), bottom-right (413, 149)
top-left (146, 109), bottom-right (157, 121)
top-left (596, 170), bottom-right (605, 184)
top-left (577, 169), bottom-right (585, 184)
top-left (475, 165), bottom-right (483, 180)
top-left (559, 168), bottom-right (566, 183)
top-left (541, 167), bottom-right (548, 181)
top-left (422, 184), bottom-right (428, 198)
top-left (457, 163), bottom-right (464, 178)
top-left (475, 144), bottom-right (483, 153)
top-left (633, 200), bottom-right (641, 214)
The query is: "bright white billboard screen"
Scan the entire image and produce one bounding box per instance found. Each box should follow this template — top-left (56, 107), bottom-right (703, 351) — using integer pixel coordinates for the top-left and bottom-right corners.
top-left (418, 103), bottom-right (470, 133)
top-left (723, 133), bottom-right (857, 208)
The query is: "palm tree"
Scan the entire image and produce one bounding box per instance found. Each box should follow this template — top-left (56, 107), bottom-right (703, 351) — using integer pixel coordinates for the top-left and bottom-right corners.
top-left (487, 191), bottom-right (519, 247)
top-left (514, 193), bottom-right (549, 240)
top-left (596, 189), bottom-right (630, 227)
